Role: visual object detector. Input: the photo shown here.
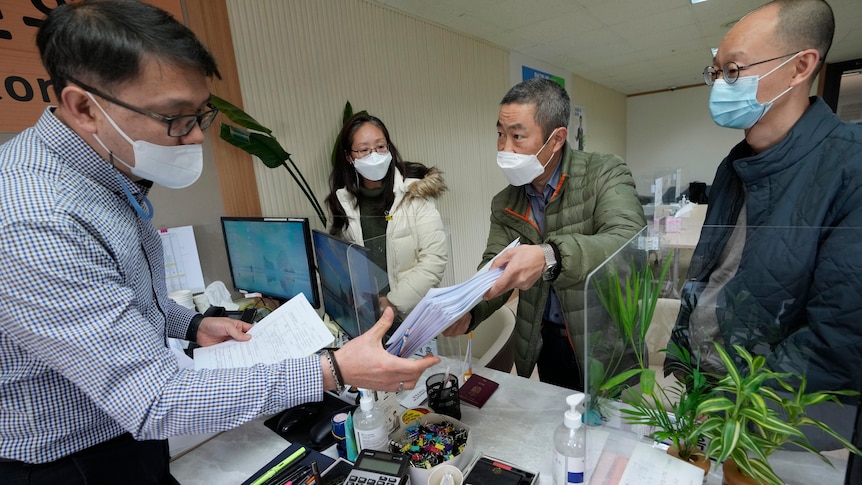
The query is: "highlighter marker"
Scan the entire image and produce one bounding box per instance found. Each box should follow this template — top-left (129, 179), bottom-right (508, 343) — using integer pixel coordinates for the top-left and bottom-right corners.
top-left (250, 447), bottom-right (307, 485)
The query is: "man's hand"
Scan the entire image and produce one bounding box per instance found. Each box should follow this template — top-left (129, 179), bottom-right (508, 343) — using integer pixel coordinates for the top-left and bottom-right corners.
top-left (196, 317), bottom-right (253, 347)
top-left (442, 312), bottom-right (471, 337)
top-left (333, 307), bottom-right (440, 392)
top-left (485, 245), bottom-right (546, 299)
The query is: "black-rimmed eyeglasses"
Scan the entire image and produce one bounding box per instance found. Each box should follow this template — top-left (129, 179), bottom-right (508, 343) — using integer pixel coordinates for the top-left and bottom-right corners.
top-left (68, 77), bottom-right (219, 137)
top-left (703, 52), bottom-right (799, 86)
top-left (350, 144), bottom-right (390, 158)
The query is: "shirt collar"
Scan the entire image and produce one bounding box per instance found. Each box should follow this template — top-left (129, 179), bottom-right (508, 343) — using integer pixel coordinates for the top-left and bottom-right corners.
top-left (524, 157), bottom-right (562, 201)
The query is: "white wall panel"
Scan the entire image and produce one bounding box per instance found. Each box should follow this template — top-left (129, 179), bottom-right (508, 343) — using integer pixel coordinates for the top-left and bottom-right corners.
top-left (226, 0), bottom-right (509, 284)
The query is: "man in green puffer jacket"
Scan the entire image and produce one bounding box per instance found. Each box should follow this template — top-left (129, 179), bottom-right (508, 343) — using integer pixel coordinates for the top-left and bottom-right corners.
top-left (444, 78), bottom-right (646, 390)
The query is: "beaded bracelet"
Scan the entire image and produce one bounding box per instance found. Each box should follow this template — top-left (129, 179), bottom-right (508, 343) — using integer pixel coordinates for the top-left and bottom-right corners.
top-left (324, 350), bottom-right (345, 394)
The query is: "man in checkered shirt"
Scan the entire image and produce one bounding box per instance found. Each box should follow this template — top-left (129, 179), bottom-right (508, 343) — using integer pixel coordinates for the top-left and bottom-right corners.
top-left (0, 2), bottom-right (438, 483)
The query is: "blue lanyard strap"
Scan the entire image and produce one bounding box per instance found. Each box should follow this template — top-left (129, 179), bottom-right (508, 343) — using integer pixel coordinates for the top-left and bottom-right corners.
top-left (117, 174), bottom-right (154, 220)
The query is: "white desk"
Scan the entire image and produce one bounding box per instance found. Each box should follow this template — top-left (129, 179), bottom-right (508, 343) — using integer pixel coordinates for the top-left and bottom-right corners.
top-left (169, 358), bottom-right (848, 485)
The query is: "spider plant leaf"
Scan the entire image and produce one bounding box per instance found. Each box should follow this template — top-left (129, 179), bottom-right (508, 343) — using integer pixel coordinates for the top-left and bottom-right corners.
top-left (715, 344), bottom-right (742, 386)
top-left (697, 396), bottom-right (734, 415)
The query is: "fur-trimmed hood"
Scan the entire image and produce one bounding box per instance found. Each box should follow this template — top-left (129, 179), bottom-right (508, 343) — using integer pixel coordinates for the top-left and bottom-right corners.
top-left (402, 163), bottom-right (447, 201)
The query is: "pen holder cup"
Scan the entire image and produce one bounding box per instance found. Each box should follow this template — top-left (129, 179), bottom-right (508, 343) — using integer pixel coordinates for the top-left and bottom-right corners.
top-left (427, 464), bottom-right (464, 485)
top-left (389, 413), bottom-right (473, 485)
top-left (425, 373), bottom-right (461, 420)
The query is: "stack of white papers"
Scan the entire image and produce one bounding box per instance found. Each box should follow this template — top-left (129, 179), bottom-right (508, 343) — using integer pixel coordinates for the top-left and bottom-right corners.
top-left (385, 239), bottom-right (520, 357)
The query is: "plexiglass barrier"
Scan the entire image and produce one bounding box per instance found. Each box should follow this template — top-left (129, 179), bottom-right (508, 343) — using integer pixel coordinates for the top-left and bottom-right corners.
top-left (317, 216), bottom-right (451, 343)
top-left (583, 222), bottom-right (862, 483)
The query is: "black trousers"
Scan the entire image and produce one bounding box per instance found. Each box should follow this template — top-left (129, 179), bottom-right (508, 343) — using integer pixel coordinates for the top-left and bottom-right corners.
top-left (537, 322), bottom-right (584, 391)
top-left (0, 433), bottom-right (175, 485)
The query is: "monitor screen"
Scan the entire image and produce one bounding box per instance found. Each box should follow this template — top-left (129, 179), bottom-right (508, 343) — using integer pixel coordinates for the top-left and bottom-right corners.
top-left (221, 217), bottom-right (320, 307)
top-left (312, 230), bottom-right (381, 339)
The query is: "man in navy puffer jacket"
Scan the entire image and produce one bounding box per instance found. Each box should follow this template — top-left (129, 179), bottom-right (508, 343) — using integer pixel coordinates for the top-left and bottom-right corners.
top-left (666, 0), bottom-right (862, 450)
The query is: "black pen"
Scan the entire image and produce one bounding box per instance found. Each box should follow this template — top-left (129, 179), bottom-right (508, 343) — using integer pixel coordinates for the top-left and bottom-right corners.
top-left (310, 461), bottom-right (322, 484)
top-left (261, 460), bottom-right (309, 485)
top-left (277, 465), bottom-right (312, 485)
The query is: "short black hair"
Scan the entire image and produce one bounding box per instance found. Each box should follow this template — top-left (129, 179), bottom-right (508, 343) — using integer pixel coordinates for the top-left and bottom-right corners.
top-left (37, 0), bottom-right (220, 100)
top-left (770, 0), bottom-right (834, 77)
top-left (500, 78), bottom-right (570, 140)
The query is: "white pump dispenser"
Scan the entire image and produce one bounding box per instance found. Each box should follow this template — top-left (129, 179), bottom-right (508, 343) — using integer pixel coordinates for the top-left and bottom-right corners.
top-left (353, 389), bottom-right (388, 452)
top-left (553, 393), bottom-right (586, 485)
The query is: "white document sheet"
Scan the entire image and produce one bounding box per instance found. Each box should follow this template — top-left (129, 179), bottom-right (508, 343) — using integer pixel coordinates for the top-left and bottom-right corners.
top-left (617, 442), bottom-right (703, 485)
top-left (385, 239), bottom-right (520, 357)
top-left (159, 225), bottom-right (206, 294)
top-left (193, 293), bottom-right (333, 370)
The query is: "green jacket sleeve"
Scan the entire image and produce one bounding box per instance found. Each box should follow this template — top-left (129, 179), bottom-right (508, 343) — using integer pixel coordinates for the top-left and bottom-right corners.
top-left (549, 154), bottom-right (646, 289)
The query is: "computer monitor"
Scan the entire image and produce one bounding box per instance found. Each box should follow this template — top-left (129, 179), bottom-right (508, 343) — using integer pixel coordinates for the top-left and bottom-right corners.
top-left (220, 217), bottom-right (320, 308)
top-left (312, 230), bottom-right (381, 339)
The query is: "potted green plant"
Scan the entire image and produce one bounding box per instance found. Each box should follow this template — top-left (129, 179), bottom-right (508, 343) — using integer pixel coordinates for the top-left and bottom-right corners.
top-left (696, 343), bottom-right (861, 485)
top-left (614, 344), bottom-right (714, 477)
top-left (587, 251), bottom-right (673, 424)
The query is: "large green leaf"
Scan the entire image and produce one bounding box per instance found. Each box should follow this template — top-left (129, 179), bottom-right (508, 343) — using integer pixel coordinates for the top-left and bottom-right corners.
top-left (219, 125), bottom-right (289, 169)
top-left (210, 95), bottom-right (273, 134)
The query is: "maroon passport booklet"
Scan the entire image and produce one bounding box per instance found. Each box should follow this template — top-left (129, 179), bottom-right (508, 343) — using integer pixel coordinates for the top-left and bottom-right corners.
top-left (459, 374), bottom-right (499, 408)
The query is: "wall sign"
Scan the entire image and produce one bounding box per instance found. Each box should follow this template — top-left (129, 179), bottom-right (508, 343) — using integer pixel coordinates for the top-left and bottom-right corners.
top-left (0, 0), bottom-right (182, 133)
top-left (521, 66), bottom-right (565, 88)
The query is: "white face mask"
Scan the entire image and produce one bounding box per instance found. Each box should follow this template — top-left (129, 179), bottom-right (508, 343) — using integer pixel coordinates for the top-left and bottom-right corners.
top-left (353, 150), bottom-right (392, 182)
top-left (496, 128), bottom-right (558, 186)
top-left (88, 93), bottom-right (203, 189)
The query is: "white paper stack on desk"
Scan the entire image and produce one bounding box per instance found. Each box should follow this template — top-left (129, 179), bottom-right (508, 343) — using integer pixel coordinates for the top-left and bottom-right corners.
top-left (385, 239), bottom-right (520, 358)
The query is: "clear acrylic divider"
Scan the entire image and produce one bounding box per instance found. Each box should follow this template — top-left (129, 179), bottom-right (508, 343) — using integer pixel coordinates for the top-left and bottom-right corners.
top-left (324, 216), bottom-right (451, 351)
top-left (582, 223), bottom-right (860, 484)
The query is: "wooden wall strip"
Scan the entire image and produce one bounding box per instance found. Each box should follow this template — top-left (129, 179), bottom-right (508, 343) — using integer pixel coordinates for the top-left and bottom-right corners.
top-left (184, 0), bottom-right (262, 217)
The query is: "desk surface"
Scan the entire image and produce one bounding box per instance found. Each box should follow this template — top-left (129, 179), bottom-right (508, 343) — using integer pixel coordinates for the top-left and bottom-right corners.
top-left (661, 204), bottom-right (707, 250)
top-left (170, 358), bottom-right (848, 485)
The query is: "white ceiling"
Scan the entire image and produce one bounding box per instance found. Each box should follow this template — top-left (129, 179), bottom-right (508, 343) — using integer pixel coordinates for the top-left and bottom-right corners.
top-left (374, 0), bottom-right (862, 96)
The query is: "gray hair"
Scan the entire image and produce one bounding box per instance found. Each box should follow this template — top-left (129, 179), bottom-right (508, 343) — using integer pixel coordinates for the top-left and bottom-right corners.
top-left (501, 78), bottom-right (570, 140)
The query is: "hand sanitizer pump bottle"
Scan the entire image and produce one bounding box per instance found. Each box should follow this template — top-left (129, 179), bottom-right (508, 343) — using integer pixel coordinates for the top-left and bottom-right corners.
top-left (353, 389), bottom-right (389, 452)
top-left (553, 393), bottom-right (586, 485)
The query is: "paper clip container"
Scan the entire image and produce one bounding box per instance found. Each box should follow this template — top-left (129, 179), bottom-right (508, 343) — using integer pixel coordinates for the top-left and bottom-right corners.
top-left (389, 413), bottom-right (474, 485)
top-left (332, 412), bottom-right (349, 458)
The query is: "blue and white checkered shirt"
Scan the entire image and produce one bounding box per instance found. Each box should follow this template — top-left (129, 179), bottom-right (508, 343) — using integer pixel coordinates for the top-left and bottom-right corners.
top-left (0, 108), bottom-right (321, 464)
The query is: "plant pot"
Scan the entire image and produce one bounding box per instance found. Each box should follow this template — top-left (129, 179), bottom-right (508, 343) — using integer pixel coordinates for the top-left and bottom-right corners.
top-left (667, 445), bottom-right (711, 481)
top-left (721, 458), bottom-right (761, 485)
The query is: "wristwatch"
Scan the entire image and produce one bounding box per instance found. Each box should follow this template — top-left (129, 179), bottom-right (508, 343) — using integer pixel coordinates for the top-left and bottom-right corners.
top-left (540, 243), bottom-right (560, 282)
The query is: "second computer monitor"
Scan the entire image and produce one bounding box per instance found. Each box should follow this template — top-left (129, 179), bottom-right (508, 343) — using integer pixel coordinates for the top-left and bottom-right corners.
top-left (312, 230), bottom-right (382, 339)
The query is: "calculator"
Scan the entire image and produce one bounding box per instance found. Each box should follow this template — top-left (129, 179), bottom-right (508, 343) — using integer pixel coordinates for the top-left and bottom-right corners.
top-left (344, 449), bottom-right (409, 485)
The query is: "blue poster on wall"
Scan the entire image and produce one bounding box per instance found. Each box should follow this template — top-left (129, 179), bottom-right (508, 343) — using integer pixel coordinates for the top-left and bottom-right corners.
top-left (522, 66), bottom-right (565, 87)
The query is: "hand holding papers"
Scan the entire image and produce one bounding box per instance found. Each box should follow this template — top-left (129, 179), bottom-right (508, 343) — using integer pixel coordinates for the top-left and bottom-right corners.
top-left (385, 239), bottom-right (520, 357)
top-left (194, 293), bottom-right (333, 370)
